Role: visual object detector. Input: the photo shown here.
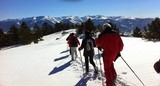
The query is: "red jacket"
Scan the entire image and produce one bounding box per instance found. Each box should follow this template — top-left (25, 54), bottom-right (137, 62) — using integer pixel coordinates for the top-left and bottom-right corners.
top-left (67, 35), bottom-right (80, 47)
top-left (96, 32), bottom-right (123, 60)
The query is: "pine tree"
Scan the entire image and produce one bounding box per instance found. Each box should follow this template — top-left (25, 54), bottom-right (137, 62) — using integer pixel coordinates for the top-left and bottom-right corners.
top-left (76, 23), bottom-right (84, 35)
top-left (84, 18), bottom-right (95, 32)
top-left (96, 24), bottom-right (103, 32)
top-left (54, 22), bottom-right (63, 32)
top-left (19, 22), bottom-right (33, 45)
top-left (32, 24), bottom-right (43, 43)
top-left (63, 23), bottom-right (71, 30)
top-left (0, 28), bottom-right (4, 39)
top-left (132, 27), bottom-right (142, 37)
top-left (41, 22), bottom-right (53, 35)
top-left (0, 28), bottom-right (4, 48)
top-left (7, 25), bottom-right (20, 45)
top-left (143, 17), bottom-right (160, 41)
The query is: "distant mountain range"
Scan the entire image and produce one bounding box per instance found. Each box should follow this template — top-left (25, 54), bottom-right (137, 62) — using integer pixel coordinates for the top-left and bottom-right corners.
top-left (0, 15), bottom-right (154, 33)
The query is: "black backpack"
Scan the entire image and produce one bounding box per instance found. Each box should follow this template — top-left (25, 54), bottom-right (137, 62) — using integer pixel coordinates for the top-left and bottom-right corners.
top-left (71, 37), bottom-right (77, 47)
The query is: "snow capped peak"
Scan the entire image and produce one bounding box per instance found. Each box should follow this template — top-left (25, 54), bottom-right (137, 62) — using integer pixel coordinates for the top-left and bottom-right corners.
top-left (43, 16), bottom-right (53, 20)
top-left (85, 15), bottom-right (94, 19)
top-left (33, 17), bottom-right (36, 20)
top-left (0, 15), bottom-right (154, 32)
top-left (83, 15), bottom-right (108, 20)
top-left (17, 22), bottom-right (20, 25)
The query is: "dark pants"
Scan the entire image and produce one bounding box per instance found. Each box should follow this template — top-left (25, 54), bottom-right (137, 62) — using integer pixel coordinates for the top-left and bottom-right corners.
top-left (69, 48), bottom-right (71, 55)
top-left (84, 55), bottom-right (96, 72)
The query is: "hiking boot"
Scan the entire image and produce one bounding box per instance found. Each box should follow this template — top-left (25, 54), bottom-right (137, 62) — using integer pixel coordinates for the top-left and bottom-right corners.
top-left (83, 71), bottom-right (89, 76)
top-left (71, 58), bottom-right (74, 61)
top-left (94, 67), bottom-right (98, 74)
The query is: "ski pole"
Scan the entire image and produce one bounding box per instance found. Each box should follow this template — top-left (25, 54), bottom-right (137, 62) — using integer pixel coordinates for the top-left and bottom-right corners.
top-left (120, 55), bottom-right (145, 86)
top-left (97, 49), bottom-right (105, 86)
top-left (79, 51), bottom-right (84, 74)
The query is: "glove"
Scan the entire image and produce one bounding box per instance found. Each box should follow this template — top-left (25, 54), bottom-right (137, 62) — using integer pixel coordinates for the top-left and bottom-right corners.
top-left (78, 48), bottom-right (81, 51)
top-left (97, 46), bottom-right (102, 51)
top-left (114, 53), bottom-right (121, 62)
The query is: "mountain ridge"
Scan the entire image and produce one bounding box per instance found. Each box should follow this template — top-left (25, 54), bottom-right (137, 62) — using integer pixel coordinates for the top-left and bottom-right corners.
top-left (0, 15), bottom-right (154, 32)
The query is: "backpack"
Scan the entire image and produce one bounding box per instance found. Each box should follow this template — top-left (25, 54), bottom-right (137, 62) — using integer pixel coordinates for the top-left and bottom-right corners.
top-left (71, 37), bottom-right (77, 47)
top-left (154, 59), bottom-right (160, 73)
top-left (85, 38), bottom-right (94, 51)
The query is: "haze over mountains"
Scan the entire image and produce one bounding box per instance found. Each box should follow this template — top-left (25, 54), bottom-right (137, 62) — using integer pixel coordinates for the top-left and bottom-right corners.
top-left (0, 15), bottom-right (154, 33)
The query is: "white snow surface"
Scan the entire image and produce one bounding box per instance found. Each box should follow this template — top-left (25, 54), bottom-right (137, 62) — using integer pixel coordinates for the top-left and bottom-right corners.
top-left (0, 29), bottom-right (160, 86)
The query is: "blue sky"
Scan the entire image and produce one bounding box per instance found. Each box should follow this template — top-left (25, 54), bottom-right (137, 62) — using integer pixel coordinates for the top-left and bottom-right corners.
top-left (0, 0), bottom-right (160, 20)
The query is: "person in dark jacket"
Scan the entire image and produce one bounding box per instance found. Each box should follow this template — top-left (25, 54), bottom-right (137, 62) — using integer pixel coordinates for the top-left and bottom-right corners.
top-left (78, 31), bottom-right (98, 74)
top-left (67, 33), bottom-right (80, 61)
top-left (96, 23), bottom-right (124, 86)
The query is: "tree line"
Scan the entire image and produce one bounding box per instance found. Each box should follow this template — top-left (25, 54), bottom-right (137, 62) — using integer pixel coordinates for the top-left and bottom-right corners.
top-left (77, 17), bottom-right (160, 42)
top-left (76, 18), bottom-right (119, 35)
top-left (1, 17), bottom-right (159, 49)
top-left (0, 21), bottom-right (75, 48)
top-left (132, 17), bottom-right (160, 41)
top-left (0, 18), bottom-right (117, 49)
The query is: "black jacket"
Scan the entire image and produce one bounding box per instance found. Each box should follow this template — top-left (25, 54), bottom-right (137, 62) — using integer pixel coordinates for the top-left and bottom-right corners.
top-left (79, 35), bottom-right (96, 56)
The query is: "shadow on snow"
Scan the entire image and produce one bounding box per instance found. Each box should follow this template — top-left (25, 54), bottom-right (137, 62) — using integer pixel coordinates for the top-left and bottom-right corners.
top-left (48, 60), bottom-right (72, 75)
top-left (60, 49), bottom-right (69, 54)
top-left (54, 54), bottom-right (69, 62)
top-left (75, 76), bottom-right (91, 86)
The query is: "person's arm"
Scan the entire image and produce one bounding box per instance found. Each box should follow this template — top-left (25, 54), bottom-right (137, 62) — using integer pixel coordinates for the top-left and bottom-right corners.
top-left (114, 53), bottom-right (121, 62)
top-left (76, 37), bottom-right (80, 45)
top-left (114, 35), bottom-right (124, 62)
top-left (66, 35), bottom-right (70, 41)
top-left (78, 39), bottom-right (85, 51)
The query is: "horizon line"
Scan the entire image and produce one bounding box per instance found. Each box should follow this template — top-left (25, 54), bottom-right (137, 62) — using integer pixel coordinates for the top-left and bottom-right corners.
top-left (0, 15), bottom-right (157, 21)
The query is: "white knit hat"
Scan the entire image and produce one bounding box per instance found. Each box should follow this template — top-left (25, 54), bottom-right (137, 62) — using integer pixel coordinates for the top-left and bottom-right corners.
top-left (103, 23), bottom-right (111, 29)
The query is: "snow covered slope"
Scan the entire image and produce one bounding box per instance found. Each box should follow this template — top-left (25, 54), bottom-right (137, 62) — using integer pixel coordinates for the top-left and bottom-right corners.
top-left (0, 29), bottom-right (160, 86)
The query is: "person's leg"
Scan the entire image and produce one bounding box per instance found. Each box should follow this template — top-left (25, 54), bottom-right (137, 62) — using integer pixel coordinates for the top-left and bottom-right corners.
top-left (84, 56), bottom-right (89, 73)
top-left (103, 52), bottom-right (117, 86)
top-left (89, 55), bottom-right (98, 73)
top-left (70, 47), bottom-right (74, 61)
top-left (103, 61), bottom-right (113, 86)
top-left (111, 63), bottom-right (117, 85)
top-left (70, 48), bottom-right (71, 55)
top-left (73, 47), bottom-right (76, 59)
top-left (89, 55), bottom-right (96, 66)
top-left (107, 63), bottom-right (117, 86)
top-left (75, 47), bottom-right (78, 57)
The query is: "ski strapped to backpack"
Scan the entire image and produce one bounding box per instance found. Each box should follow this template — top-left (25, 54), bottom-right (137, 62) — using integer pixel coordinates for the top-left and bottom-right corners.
top-left (85, 39), bottom-right (94, 51)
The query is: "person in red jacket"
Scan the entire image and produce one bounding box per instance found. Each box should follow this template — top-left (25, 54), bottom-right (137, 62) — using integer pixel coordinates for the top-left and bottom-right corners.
top-left (66, 33), bottom-right (72, 55)
top-left (96, 23), bottom-right (124, 86)
top-left (67, 33), bottom-right (80, 61)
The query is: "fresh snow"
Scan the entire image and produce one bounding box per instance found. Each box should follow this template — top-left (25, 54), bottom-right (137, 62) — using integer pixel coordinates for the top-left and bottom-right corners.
top-left (0, 29), bottom-right (160, 86)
